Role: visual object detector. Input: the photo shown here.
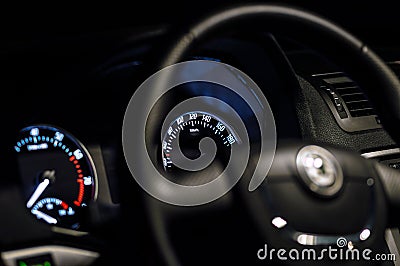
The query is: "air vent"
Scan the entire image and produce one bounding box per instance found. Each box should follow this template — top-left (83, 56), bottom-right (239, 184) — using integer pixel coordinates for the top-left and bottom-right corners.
top-left (309, 72), bottom-right (381, 132)
top-left (322, 75), bottom-right (376, 117)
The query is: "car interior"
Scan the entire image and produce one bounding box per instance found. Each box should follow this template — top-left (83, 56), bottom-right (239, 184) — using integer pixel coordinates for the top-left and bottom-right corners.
top-left (2, 1), bottom-right (400, 265)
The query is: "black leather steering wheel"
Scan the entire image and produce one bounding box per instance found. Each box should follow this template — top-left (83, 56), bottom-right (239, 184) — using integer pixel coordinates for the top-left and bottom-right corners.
top-left (143, 3), bottom-right (400, 266)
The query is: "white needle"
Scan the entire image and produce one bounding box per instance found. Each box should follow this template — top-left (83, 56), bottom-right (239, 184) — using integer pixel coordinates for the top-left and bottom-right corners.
top-left (31, 209), bottom-right (57, 224)
top-left (26, 178), bottom-right (50, 208)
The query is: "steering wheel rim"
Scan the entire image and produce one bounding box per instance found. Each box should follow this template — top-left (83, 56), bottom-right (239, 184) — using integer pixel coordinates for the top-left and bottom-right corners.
top-left (145, 3), bottom-right (400, 265)
top-left (160, 3), bottom-right (400, 144)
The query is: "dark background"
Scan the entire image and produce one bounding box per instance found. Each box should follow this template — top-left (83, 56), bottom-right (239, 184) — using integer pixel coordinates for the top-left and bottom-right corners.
top-left (1, 1), bottom-right (399, 47)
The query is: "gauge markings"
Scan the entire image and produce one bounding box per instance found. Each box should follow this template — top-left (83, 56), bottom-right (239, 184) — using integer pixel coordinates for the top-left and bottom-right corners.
top-left (15, 125), bottom-right (96, 230)
top-left (162, 111), bottom-right (237, 171)
top-left (31, 197), bottom-right (73, 224)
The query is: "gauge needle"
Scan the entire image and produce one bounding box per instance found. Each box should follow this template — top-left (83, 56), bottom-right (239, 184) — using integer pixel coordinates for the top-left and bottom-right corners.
top-left (31, 209), bottom-right (57, 224)
top-left (26, 178), bottom-right (50, 208)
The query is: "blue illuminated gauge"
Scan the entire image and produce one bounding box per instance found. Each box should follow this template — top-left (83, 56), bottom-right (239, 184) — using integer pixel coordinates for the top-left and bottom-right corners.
top-left (161, 111), bottom-right (237, 185)
top-left (15, 125), bottom-right (97, 230)
top-left (31, 197), bottom-right (76, 225)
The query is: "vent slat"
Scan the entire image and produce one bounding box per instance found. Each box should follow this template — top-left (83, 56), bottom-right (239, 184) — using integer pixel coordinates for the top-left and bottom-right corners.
top-left (340, 92), bottom-right (364, 97)
top-left (330, 82), bottom-right (356, 88)
top-left (335, 86), bottom-right (360, 95)
top-left (346, 99), bottom-right (369, 104)
top-left (346, 100), bottom-right (372, 111)
top-left (350, 108), bottom-right (376, 117)
top-left (341, 94), bottom-right (368, 103)
top-left (322, 76), bottom-right (353, 84)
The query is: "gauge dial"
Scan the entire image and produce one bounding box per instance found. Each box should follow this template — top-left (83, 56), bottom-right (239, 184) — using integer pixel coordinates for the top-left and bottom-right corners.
top-left (31, 197), bottom-right (75, 225)
top-left (15, 125), bottom-right (97, 230)
top-left (161, 111), bottom-right (237, 184)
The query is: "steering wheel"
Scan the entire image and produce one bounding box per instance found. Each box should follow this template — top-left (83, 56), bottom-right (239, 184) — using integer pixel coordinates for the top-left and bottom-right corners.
top-left (140, 3), bottom-right (400, 266)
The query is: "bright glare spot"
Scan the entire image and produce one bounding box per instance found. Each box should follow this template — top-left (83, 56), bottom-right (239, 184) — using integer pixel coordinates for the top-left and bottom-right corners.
top-left (304, 157), bottom-right (314, 168)
top-left (271, 217), bottom-right (287, 229)
top-left (360, 229), bottom-right (371, 241)
top-left (313, 157), bottom-right (323, 169)
top-left (297, 234), bottom-right (315, 245)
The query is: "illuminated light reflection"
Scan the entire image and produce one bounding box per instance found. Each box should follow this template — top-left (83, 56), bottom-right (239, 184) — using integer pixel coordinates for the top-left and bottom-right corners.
top-left (360, 229), bottom-right (371, 241)
top-left (271, 217), bottom-right (287, 229)
top-left (297, 234), bottom-right (316, 245)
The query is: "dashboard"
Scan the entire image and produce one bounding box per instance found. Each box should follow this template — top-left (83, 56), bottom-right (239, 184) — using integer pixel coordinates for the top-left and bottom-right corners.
top-left (2, 2), bottom-right (400, 266)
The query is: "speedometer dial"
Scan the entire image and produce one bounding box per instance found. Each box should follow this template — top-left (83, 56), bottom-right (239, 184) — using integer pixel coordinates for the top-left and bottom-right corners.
top-left (161, 111), bottom-right (237, 184)
top-left (15, 125), bottom-right (97, 230)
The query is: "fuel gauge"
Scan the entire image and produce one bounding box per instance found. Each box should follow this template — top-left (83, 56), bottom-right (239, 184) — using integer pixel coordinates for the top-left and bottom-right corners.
top-left (31, 197), bottom-right (75, 225)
